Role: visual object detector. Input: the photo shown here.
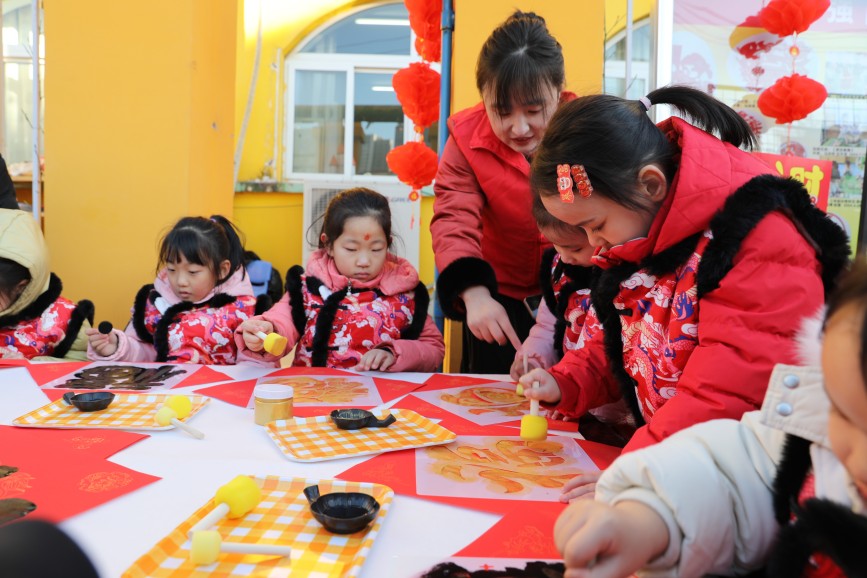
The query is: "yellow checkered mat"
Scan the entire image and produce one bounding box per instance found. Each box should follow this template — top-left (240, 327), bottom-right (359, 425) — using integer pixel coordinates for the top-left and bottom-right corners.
top-left (266, 409), bottom-right (456, 462)
top-left (122, 476), bottom-right (393, 578)
top-left (12, 394), bottom-right (209, 430)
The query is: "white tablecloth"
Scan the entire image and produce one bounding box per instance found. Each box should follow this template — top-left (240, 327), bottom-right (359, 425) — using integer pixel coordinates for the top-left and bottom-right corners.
top-left (0, 364), bottom-right (507, 578)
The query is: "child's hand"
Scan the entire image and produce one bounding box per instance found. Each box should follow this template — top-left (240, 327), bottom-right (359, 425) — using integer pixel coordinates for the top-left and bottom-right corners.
top-left (238, 319), bottom-right (274, 352)
top-left (85, 327), bottom-right (119, 357)
top-left (554, 499), bottom-right (669, 577)
top-left (355, 349), bottom-right (395, 372)
top-left (559, 469), bottom-right (602, 503)
top-left (510, 352), bottom-right (544, 380)
top-left (517, 368), bottom-right (561, 404)
top-left (548, 409), bottom-right (576, 422)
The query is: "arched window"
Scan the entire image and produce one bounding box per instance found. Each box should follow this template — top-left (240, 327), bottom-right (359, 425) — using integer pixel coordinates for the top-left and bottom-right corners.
top-left (283, 2), bottom-right (435, 181)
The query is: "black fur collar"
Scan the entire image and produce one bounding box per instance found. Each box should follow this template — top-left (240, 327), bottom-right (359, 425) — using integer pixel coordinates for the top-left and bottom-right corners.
top-left (303, 273), bottom-right (429, 366)
top-left (590, 234), bottom-right (703, 426)
top-left (697, 175), bottom-right (849, 299)
top-left (310, 285), bottom-right (349, 367)
top-left (768, 497), bottom-right (867, 576)
top-left (539, 248), bottom-right (558, 314)
top-left (0, 273), bottom-right (64, 327)
top-left (768, 433), bottom-right (867, 576)
top-left (399, 282), bottom-right (429, 340)
top-left (131, 284), bottom-right (239, 360)
top-left (52, 299), bottom-right (94, 358)
top-left (285, 265), bottom-right (307, 336)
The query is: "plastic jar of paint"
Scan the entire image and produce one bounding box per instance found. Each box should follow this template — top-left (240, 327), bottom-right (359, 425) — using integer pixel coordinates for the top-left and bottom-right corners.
top-left (253, 384), bottom-right (294, 426)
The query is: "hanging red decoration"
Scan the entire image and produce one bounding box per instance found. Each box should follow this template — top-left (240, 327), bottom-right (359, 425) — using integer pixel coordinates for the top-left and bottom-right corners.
top-left (405, 0), bottom-right (442, 63)
top-left (392, 62), bottom-right (440, 132)
top-left (386, 141), bottom-right (438, 200)
top-left (757, 73), bottom-right (827, 124)
top-left (759, 0), bottom-right (830, 37)
top-left (729, 14), bottom-right (782, 59)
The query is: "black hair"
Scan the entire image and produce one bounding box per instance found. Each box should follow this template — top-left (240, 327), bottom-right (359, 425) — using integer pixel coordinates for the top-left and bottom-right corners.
top-left (476, 10), bottom-right (565, 114)
top-left (530, 85), bottom-right (757, 212)
top-left (317, 187), bottom-right (393, 250)
top-left (157, 215), bottom-right (246, 285)
top-left (0, 257), bottom-right (30, 305)
top-left (824, 258), bottom-right (867, 385)
top-left (531, 192), bottom-right (586, 238)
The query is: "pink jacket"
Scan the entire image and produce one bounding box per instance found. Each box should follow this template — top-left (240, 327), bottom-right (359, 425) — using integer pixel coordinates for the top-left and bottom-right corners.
top-left (235, 250), bottom-right (444, 372)
top-left (89, 268), bottom-right (255, 364)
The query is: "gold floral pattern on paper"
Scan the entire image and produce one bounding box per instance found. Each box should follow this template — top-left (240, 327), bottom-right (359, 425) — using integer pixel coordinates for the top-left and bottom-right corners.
top-left (68, 436), bottom-right (106, 450)
top-left (78, 472), bottom-right (133, 493)
top-left (0, 470), bottom-right (34, 497)
top-left (261, 377), bottom-right (369, 404)
top-left (440, 386), bottom-right (529, 416)
top-left (424, 439), bottom-right (575, 494)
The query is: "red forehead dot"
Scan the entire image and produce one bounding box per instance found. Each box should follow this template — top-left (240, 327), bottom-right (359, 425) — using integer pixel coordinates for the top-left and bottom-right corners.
top-left (364, 234), bottom-right (370, 240)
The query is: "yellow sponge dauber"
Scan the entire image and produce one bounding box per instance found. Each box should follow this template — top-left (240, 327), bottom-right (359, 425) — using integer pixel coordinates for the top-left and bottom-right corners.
top-left (255, 331), bottom-right (288, 356)
top-left (520, 381), bottom-right (548, 441)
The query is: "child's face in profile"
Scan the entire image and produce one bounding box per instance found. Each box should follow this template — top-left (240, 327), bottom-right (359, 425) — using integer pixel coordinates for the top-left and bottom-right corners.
top-left (324, 216), bottom-right (388, 283)
top-left (165, 254), bottom-right (228, 303)
top-left (822, 304), bottom-right (867, 499)
top-left (544, 227), bottom-right (594, 267)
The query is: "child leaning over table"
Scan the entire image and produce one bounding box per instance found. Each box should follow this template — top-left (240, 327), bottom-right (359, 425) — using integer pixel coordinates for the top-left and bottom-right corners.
top-left (236, 187), bottom-right (444, 372)
top-left (553, 260), bottom-right (867, 577)
top-left (0, 208), bottom-right (94, 360)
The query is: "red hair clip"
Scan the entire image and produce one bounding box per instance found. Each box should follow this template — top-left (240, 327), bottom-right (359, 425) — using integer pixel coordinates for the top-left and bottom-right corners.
top-left (571, 164), bottom-right (593, 198)
top-left (556, 164), bottom-right (574, 203)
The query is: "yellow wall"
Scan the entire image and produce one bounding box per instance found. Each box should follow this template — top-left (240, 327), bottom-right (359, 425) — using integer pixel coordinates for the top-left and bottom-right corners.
top-left (452, 2), bottom-right (604, 112)
top-left (44, 0), bottom-right (238, 326)
top-left (234, 0), bottom-right (373, 183)
top-left (42, 0), bottom-right (606, 326)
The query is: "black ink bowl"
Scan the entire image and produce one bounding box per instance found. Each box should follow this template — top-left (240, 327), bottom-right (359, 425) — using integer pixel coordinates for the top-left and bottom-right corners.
top-left (62, 391), bottom-right (115, 412)
top-left (303, 484), bottom-right (380, 534)
top-left (329, 408), bottom-right (396, 430)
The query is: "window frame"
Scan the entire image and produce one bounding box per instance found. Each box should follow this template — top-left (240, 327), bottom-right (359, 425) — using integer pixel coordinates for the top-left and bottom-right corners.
top-left (282, 2), bottom-right (428, 184)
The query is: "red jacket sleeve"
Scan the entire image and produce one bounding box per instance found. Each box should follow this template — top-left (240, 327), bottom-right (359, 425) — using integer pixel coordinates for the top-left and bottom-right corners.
top-left (623, 212), bottom-right (825, 452)
top-left (431, 136), bottom-right (487, 272)
top-left (549, 312), bottom-right (621, 416)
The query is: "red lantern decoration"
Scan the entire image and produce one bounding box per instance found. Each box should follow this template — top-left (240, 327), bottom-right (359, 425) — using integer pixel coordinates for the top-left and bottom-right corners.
top-left (729, 15), bottom-right (782, 59)
top-left (759, 0), bottom-right (830, 37)
top-left (386, 141), bottom-right (438, 199)
top-left (392, 62), bottom-right (440, 131)
top-left (757, 74), bottom-right (827, 124)
top-left (405, 0), bottom-right (442, 62)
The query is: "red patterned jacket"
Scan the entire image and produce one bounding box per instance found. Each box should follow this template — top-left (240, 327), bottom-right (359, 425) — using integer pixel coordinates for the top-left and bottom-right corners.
top-left (236, 250), bottom-right (444, 372)
top-left (89, 268), bottom-right (256, 365)
top-left (0, 273), bottom-right (93, 359)
top-left (550, 118), bottom-right (850, 452)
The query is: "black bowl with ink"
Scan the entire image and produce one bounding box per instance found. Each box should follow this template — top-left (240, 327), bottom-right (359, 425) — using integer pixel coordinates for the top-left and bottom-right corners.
top-left (329, 408), bottom-right (396, 430)
top-left (303, 484), bottom-right (380, 534)
top-left (62, 391), bottom-right (115, 412)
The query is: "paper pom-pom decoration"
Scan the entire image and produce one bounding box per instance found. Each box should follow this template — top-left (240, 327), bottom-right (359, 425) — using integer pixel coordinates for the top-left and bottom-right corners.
top-left (405, 0), bottom-right (442, 62)
top-left (759, 0), bottom-right (830, 37)
top-left (757, 73), bottom-right (827, 124)
top-left (392, 62), bottom-right (440, 131)
top-left (386, 141), bottom-right (438, 200)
